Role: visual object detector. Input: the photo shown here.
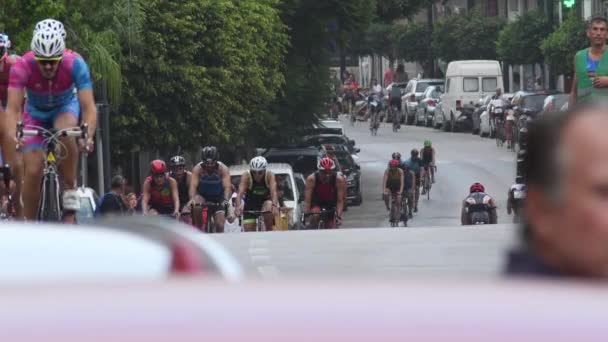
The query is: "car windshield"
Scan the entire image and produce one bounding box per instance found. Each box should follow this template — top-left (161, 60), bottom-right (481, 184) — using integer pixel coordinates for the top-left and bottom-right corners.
top-left (416, 81), bottom-right (442, 93)
top-left (523, 95), bottom-right (546, 111)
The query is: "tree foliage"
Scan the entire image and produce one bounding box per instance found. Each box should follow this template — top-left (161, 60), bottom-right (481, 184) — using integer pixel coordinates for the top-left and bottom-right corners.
top-left (432, 10), bottom-right (504, 63)
top-left (376, 0), bottom-right (429, 22)
top-left (497, 10), bottom-right (551, 65)
top-left (541, 13), bottom-right (587, 76)
top-left (394, 22), bottom-right (431, 66)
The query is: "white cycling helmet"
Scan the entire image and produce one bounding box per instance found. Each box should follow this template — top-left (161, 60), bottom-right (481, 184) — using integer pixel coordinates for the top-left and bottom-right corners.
top-left (34, 19), bottom-right (66, 39)
top-left (31, 30), bottom-right (65, 58)
top-left (250, 156), bottom-right (268, 171)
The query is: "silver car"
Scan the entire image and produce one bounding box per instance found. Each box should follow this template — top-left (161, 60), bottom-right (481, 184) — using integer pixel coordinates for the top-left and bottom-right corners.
top-left (415, 85), bottom-right (444, 127)
top-left (402, 78), bottom-right (444, 125)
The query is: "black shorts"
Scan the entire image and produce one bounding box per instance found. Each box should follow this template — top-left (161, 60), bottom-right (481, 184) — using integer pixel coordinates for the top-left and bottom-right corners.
top-left (389, 97), bottom-right (401, 111)
top-left (197, 194), bottom-right (226, 215)
top-left (243, 197), bottom-right (270, 223)
top-left (150, 204), bottom-right (173, 215)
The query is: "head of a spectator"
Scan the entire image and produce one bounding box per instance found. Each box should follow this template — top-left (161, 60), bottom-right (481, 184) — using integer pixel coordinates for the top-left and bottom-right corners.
top-left (522, 104), bottom-right (608, 278)
top-left (495, 88), bottom-right (502, 97)
top-left (111, 175), bottom-right (126, 195)
top-left (126, 192), bottom-right (137, 209)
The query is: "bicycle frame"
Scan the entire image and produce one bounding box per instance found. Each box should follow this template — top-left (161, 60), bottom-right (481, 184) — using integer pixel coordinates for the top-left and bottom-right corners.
top-left (303, 209), bottom-right (336, 229)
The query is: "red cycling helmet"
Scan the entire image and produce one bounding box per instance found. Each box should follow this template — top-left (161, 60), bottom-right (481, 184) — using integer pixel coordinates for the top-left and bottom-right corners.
top-left (150, 159), bottom-right (167, 175)
top-left (317, 157), bottom-right (336, 171)
top-left (470, 182), bottom-right (485, 193)
top-left (389, 159), bottom-right (400, 167)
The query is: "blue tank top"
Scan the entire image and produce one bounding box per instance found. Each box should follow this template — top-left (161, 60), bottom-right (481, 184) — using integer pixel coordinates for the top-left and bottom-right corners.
top-left (587, 54), bottom-right (600, 74)
top-left (197, 165), bottom-right (223, 198)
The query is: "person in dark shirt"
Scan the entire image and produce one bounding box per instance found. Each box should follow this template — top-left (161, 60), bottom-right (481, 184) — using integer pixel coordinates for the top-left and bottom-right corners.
top-left (505, 104), bottom-right (608, 278)
top-left (96, 175), bottom-right (127, 216)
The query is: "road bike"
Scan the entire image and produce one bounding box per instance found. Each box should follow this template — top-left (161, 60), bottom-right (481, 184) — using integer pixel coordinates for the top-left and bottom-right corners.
top-left (17, 122), bottom-right (87, 222)
top-left (302, 208), bottom-right (337, 229)
top-left (186, 201), bottom-right (225, 233)
top-left (389, 192), bottom-right (401, 227)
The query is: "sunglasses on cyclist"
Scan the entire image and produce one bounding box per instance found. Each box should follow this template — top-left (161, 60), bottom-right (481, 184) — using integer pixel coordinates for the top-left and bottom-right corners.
top-left (152, 173), bottom-right (165, 178)
top-left (252, 170), bottom-right (265, 176)
top-left (34, 56), bottom-right (62, 66)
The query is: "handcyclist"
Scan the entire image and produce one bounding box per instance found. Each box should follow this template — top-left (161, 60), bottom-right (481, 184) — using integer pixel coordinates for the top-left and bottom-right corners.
top-left (235, 156), bottom-right (280, 232)
top-left (303, 157), bottom-right (346, 228)
top-left (187, 146), bottom-right (232, 233)
top-left (7, 19), bottom-right (97, 222)
top-left (142, 160), bottom-right (180, 218)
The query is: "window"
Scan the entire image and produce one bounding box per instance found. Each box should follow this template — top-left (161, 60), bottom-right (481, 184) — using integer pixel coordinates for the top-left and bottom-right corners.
top-left (446, 78), bottom-right (451, 93)
top-left (486, 0), bottom-right (498, 16)
top-left (463, 77), bottom-right (479, 92)
top-left (482, 77), bottom-right (498, 92)
top-left (404, 81), bottom-right (413, 93)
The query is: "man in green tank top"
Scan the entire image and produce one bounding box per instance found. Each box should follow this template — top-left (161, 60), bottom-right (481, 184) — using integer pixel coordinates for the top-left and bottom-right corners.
top-left (571, 16), bottom-right (608, 106)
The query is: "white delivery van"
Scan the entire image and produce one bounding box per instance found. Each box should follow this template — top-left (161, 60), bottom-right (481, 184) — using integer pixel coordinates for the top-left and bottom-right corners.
top-left (438, 60), bottom-right (503, 131)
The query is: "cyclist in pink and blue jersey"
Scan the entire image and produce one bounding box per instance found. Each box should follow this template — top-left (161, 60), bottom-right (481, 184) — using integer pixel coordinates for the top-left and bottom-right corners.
top-left (5, 19), bottom-right (97, 222)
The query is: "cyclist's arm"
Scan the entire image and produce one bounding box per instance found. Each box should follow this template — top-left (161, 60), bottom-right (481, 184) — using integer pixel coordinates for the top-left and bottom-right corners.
top-left (5, 87), bottom-right (24, 142)
top-left (399, 169), bottom-right (404, 194)
top-left (220, 164), bottom-right (232, 202)
top-left (189, 165), bottom-right (201, 201)
top-left (267, 171), bottom-right (279, 207)
top-left (432, 148), bottom-right (436, 165)
top-left (142, 180), bottom-right (151, 214)
top-left (489, 197), bottom-right (498, 224)
top-left (78, 89), bottom-right (97, 142)
top-left (460, 200), bottom-right (467, 225)
top-left (169, 178), bottom-right (179, 214)
top-left (303, 174), bottom-right (315, 213)
top-left (382, 169), bottom-right (388, 193)
top-left (570, 64), bottom-right (577, 107)
top-left (336, 175), bottom-right (346, 219)
top-left (236, 171), bottom-right (249, 210)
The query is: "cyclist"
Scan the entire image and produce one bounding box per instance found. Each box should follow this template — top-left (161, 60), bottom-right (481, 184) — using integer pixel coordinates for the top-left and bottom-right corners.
top-left (461, 182), bottom-right (497, 225)
top-left (235, 156), bottom-right (279, 232)
top-left (188, 146), bottom-right (232, 233)
top-left (489, 88), bottom-right (506, 138)
top-left (142, 160), bottom-right (180, 217)
top-left (507, 176), bottom-right (526, 224)
top-left (382, 159), bottom-right (403, 224)
top-left (420, 140), bottom-right (436, 189)
top-left (303, 157), bottom-right (346, 228)
top-left (168, 155), bottom-right (191, 213)
top-left (388, 82), bottom-right (402, 127)
top-left (404, 149), bottom-right (423, 213)
top-left (7, 19), bottom-right (97, 222)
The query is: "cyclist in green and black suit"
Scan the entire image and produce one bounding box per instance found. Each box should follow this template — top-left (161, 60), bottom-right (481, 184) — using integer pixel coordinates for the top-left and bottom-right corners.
top-left (236, 156), bottom-right (279, 232)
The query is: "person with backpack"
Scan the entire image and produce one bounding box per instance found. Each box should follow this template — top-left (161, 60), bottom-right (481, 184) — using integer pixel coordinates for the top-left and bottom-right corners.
top-left (96, 175), bottom-right (127, 216)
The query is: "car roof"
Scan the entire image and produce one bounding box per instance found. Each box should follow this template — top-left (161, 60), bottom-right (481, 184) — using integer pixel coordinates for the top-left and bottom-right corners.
top-left (416, 79), bottom-right (444, 83)
top-left (229, 163), bottom-right (294, 175)
top-left (264, 147), bottom-right (321, 156)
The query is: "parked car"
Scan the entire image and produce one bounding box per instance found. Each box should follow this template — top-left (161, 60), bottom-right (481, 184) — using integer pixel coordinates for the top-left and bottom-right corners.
top-left (384, 82), bottom-right (408, 122)
top-left (310, 119), bottom-right (345, 136)
top-left (541, 93), bottom-right (569, 114)
top-left (437, 60), bottom-right (503, 132)
top-left (511, 91), bottom-right (550, 119)
top-left (263, 147), bottom-right (323, 177)
top-left (402, 78), bottom-right (444, 125)
top-left (300, 134), bottom-right (360, 160)
top-left (229, 163), bottom-right (302, 230)
top-left (324, 150), bottom-right (362, 205)
top-left (415, 85), bottom-right (444, 127)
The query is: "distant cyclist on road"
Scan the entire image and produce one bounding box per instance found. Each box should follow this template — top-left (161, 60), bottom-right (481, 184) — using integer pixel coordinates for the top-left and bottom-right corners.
top-left (168, 155), bottom-right (191, 213)
top-left (382, 159), bottom-right (403, 224)
top-left (235, 156), bottom-right (280, 232)
top-left (187, 146), bottom-right (232, 233)
top-left (461, 183), bottom-right (497, 225)
top-left (507, 176), bottom-right (526, 224)
top-left (420, 140), bottom-right (436, 187)
top-left (142, 160), bottom-right (180, 217)
top-left (404, 149), bottom-right (423, 213)
top-left (303, 157), bottom-right (346, 228)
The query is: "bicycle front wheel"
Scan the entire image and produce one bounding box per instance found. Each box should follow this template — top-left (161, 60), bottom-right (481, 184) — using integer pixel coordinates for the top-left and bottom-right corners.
top-left (38, 171), bottom-right (62, 222)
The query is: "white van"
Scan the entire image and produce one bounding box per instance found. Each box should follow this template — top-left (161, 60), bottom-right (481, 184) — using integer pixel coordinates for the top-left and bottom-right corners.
top-left (438, 60), bottom-right (503, 131)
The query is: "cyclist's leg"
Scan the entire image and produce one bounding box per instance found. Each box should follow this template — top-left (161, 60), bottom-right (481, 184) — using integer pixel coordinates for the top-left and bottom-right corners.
top-left (210, 197), bottom-right (226, 233)
top-left (1, 107), bottom-right (22, 218)
top-left (148, 208), bottom-right (160, 215)
top-left (53, 100), bottom-right (81, 223)
top-left (21, 112), bottom-right (47, 221)
top-left (308, 204), bottom-right (321, 228)
top-left (261, 200), bottom-right (274, 231)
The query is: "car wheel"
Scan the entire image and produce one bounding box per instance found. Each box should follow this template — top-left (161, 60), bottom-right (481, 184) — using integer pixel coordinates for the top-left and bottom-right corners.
top-left (450, 114), bottom-right (456, 133)
top-left (442, 115), bottom-right (450, 132)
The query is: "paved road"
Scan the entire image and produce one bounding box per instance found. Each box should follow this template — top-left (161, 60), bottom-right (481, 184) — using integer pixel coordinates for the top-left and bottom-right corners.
top-left (214, 117), bottom-right (518, 278)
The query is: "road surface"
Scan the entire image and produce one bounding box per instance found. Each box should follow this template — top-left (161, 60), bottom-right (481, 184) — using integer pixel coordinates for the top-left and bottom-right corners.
top-left (214, 118), bottom-right (518, 278)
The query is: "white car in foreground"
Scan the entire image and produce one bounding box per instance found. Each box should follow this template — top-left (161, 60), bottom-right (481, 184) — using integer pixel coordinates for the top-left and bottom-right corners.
top-left (0, 217), bottom-right (243, 284)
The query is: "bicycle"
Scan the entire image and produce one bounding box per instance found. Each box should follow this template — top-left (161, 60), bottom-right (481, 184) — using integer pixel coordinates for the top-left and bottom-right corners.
top-left (369, 110), bottom-right (380, 136)
top-left (388, 192), bottom-right (401, 227)
top-left (186, 201), bottom-right (225, 233)
top-left (391, 107), bottom-right (400, 132)
top-left (495, 117), bottom-right (505, 147)
top-left (0, 164), bottom-right (16, 220)
top-left (422, 168), bottom-right (432, 200)
top-left (240, 210), bottom-right (273, 232)
top-left (17, 122), bottom-right (87, 222)
top-left (302, 208), bottom-right (337, 229)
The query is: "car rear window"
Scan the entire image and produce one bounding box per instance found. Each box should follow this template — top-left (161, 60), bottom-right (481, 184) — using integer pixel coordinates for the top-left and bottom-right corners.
top-left (482, 77), bottom-right (498, 92)
top-left (522, 95), bottom-right (546, 111)
top-left (265, 154), bottom-right (318, 176)
top-left (416, 82), bottom-right (442, 93)
top-left (463, 78), bottom-right (479, 92)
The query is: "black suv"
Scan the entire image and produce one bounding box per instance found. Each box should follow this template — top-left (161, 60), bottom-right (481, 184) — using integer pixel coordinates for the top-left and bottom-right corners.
top-left (327, 150), bottom-right (362, 205)
top-left (263, 147), bottom-right (323, 177)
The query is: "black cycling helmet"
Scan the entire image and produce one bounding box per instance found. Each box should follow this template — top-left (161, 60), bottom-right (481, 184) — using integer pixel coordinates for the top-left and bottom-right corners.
top-left (515, 176), bottom-right (524, 184)
top-left (201, 146), bottom-right (219, 163)
top-left (411, 149), bottom-right (419, 157)
top-left (391, 152), bottom-right (401, 160)
top-left (169, 155), bottom-right (186, 167)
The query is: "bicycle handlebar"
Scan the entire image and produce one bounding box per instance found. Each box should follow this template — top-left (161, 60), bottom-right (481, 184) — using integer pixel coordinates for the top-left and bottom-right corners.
top-left (17, 122), bottom-right (88, 140)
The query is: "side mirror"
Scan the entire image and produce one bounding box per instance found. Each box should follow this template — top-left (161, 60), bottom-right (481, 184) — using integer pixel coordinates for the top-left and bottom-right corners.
top-left (355, 148), bottom-right (361, 153)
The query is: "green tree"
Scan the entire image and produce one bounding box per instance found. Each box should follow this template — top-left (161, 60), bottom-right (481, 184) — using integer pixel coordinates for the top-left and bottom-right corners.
top-left (394, 22), bottom-right (432, 71)
top-left (541, 13), bottom-right (587, 76)
top-left (376, 0), bottom-right (428, 22)
top-left (351, 22), bottom-right (396, 63)
top-left (497, 10), bottom-right (551, 65)
top-left (432, 10), bottom-right (504, 63)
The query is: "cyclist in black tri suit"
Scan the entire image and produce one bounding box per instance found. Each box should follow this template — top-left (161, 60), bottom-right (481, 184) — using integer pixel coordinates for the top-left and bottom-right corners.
top-left (169, 155), bottom-right (191, 213)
